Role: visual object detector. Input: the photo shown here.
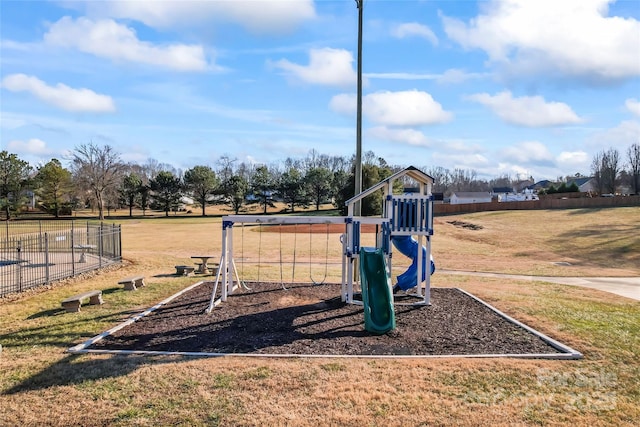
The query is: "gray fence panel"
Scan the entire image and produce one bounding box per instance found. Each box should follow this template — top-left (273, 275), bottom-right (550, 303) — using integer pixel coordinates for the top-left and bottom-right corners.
top-left (0, 221), bottom-right (122, 297)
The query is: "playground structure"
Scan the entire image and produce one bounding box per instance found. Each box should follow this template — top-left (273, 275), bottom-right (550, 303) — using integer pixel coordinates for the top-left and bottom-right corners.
top-left (206, 167), bottom-right (436, 330)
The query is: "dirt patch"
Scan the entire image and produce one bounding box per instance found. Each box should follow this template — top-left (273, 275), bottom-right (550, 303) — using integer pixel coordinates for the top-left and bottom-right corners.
top-left (447, 220), bottom-right (484, 230)
top-left (90, 283), bottom-right (565, 356)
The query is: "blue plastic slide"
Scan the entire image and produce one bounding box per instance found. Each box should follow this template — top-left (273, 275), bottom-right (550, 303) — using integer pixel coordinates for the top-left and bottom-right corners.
top-left (391, 236), bottom-right (436, 291)
top-left (359, 247), bottom-right (396, 334)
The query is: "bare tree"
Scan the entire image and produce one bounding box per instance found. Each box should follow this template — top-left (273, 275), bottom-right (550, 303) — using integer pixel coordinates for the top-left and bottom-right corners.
top-left (590, 151), bottom-right (604, 194)
top-left (71, 143), bottom-right (124, 220)
top-left (627, 143), bottom-right (640, 195)
top-left (591, 148), bottom-right (620, 195)
top-left (216, 154), bottom-right (237, 188)
top-left (603, 148), bottom-right (620, 194)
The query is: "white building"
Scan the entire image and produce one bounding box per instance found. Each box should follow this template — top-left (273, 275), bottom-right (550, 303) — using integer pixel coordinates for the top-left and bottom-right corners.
top-left (450, 192), bottom-right (492, 204)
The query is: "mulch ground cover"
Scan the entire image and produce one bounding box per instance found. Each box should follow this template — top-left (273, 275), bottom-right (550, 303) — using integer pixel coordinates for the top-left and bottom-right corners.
top-left (89, 282), bottom-right (564, 356)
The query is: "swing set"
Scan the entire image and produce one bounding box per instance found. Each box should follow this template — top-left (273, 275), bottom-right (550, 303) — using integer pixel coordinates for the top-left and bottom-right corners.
top-left (235, 220), bottom-right (334, 289)
top-left (206, 166), bottom-right (436, 315)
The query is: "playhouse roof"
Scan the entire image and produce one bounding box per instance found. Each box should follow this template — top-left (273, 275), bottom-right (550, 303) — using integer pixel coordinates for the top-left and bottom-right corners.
top-left (345, 166), bottom-right (434, 205)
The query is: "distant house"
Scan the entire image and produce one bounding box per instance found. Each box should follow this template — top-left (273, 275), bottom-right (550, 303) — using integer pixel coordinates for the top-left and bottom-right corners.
top-left (531, 180), bottom-right (552, 190)
top-left (514, 179), bottom-right (534, 192)
top-left (491, 187), bottom-right (514, 200)
top-left (498, 188), bottom-right (539, 202)
top-left (450, 192), bottom-right (492, 204)
top-left (533, 177), bottom-right (595, 193)
top-left (567, 177), bottom-right (596, 193)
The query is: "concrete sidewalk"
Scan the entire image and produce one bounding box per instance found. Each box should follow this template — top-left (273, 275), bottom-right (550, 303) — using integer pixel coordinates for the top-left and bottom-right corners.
top-left (438, 270), bottom-right (640, 301)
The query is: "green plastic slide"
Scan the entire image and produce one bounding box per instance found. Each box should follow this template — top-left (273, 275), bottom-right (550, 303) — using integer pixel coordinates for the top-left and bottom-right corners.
top-left (359, 247), bottom-right (396, 334)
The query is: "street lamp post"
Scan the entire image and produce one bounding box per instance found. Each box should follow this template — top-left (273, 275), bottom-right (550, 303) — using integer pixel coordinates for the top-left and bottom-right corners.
top-left (354, 0), bottom-right (363, 216)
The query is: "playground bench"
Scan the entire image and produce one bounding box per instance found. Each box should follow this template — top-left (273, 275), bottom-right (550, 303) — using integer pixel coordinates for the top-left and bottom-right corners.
top-left (118, 275), bottom-right (146, 291)
top-left (175, 265), bottom-right (195, 276)
top-left (61, 290), bottom-right (103, 313)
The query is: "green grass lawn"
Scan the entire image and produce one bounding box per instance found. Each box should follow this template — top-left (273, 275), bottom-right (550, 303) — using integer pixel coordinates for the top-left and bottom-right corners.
top-left (1, 208), bottom-right (638, 426)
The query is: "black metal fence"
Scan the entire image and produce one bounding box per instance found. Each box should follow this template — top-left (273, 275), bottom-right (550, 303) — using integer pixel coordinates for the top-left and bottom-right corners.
top-left (0, 221), bottom-right (122, 296)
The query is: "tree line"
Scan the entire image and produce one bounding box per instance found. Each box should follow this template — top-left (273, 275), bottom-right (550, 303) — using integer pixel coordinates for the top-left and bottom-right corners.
top-left (1, 142), bottom-right (639, 220)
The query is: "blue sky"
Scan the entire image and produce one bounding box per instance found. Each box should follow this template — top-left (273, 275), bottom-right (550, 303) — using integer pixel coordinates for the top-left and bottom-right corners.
top-left (1, 0), bottom-right (639, 181)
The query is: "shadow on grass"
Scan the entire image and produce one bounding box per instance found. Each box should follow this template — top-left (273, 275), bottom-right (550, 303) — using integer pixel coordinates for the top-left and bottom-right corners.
top-left (566, 208), bottom-right (606, 215)
top-left (153, 273), bottom-right (184, 278)
top-left (1, 295), bottom-right (364, 394)
top-left (547, 223), bottom-right (639, 268)
top-left (89, 294), bottom-right (368, 355)
top-left (26, 307), bottom-right (67, 319)
top-left (2, 309), bottom-right (142, 350)
top-left (24, 287), bottom-right (133, 319)
top-left (2, 353), bottom-right (194, 395)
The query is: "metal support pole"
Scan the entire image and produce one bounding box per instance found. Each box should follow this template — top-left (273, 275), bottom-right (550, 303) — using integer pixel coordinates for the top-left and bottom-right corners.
top-left (354, 0), bottom-right (363, 216)
top-left (221, 225), bottom-right (229, 302)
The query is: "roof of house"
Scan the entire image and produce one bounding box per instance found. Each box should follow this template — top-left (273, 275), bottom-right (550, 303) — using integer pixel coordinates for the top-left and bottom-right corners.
top-left (568, 177), bottom-right (593, 187)
top-left (533, 180), bottom-right (552, 188)
top-left (492, 187), bottom-right (513, 194)
top-left (451, 191), bottom-right (492, 199)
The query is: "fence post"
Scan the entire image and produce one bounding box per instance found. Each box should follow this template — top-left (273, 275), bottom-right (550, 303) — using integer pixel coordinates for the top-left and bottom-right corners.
top-left (99, 223), bottom-right (103, 269)
top-left (45, 233), bottom-right (50, 285)
top-left (17, 239), bottom-right (22, 292)
top-left (71, 225), bottom-right (76, 277)
top-left (118, 224), bottom-right (122, 261)
top-left (112, 223), bottom-right (116, 258)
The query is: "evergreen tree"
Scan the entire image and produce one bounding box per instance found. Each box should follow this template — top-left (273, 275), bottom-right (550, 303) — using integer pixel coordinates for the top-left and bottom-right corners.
top-left (184, 165), bottom-right (218, 216)
top-left (0, 151), bottom-right (32, 219)
top-left (249, 165), bottom-right (276, 214)
top-left (35, 159), bottom-right (73, 217)
top-left (150, 171), bottom-right (182, 216)
top-left (120, 173), bottom-right (142, 217)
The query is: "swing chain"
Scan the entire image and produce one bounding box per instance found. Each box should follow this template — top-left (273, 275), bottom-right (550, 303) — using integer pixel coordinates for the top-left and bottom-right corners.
top-left (310, 223), bottom-right (330, 285)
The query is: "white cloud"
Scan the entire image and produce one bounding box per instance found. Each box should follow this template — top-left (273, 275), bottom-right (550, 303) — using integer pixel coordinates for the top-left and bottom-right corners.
top-left (365, 72), bottom-right (440, 80)
top-left (328, 93), bottom-right (356, 116)
top-left (364, 69), bottom-right (487, 83)
top-left (1, 74), bottom-right (116, 113)
top-left (437, 69), bottom-right (487, 84)
top-left (0, 112), bottom-right (28, 130)
top-left (6, 138), bottom-right (53, 156)
top-left (273, 48), bottom-right (357, 87)
top-left (432, 151), bottom-right (491, 169)
top-left (625, 98), bottom-right (640, 117)
top-left (588, 119), bottom-right (640, 148)
top-left (391, 22), bottom-right (438, 45)
top-left (330, 90), bottom-right (453, 126)
top-left (44, 17), bottom-right (211, 71)
top-left (76, 0), bottom-right (316, 34)
top-left (467, 91), bottom-right (583, 127)
top-left (441, 0), bottom-right (640, 82)
top-left (502, 141), bottom-right (555, 165)
top-left (368, 126), bottom-right (432, 147)
top-left (557, 151), bottom-right (590, 169)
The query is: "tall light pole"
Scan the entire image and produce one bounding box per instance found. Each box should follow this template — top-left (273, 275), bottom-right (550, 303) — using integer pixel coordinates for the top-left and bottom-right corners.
top-left (354, 0), bottom-right (363, 216)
